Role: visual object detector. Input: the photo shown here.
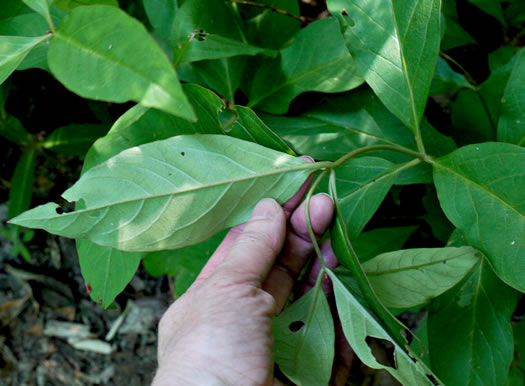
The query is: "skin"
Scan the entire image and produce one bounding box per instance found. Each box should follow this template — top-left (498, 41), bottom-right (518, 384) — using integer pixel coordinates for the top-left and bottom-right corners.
top-left (153, 179), bottom-right (353, 385)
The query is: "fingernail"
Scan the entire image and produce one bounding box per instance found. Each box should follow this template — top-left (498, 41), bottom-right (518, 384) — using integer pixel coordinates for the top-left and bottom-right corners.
top-left (300, 155), bottom-right (315, 163)
top-left (316, 193), bottom-right (334, 204)
top-left (252, 198), bottom-right (281, 219)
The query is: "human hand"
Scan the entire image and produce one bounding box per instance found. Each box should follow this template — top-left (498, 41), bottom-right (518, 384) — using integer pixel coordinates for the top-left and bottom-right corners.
top-left (152, 182), bottom-right (351, 385)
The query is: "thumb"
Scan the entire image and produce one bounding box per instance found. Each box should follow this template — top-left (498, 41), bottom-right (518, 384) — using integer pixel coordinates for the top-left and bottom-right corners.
top-left (218, 198), bottom-right (286, 286)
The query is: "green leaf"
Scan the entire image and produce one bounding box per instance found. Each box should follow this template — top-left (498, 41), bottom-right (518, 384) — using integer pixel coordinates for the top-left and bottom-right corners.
top-left (352, 226), bottom-right (417, 263)
top-left (240, 0), bottom-right (301, 50)
top-left (260, 88), bottom-right (456, 184)
top-left (247, 18), bottom-right (363, 114)
top-left (8, 150), bottom-right (36, 219)
top-left (179, 57), bottom-right (247, 103)
top-left (441, 0), bottom-right (476, 50)
top-left (273, 282), bottom-right (334, 386)
top-left (41, 124), bottom-right (110, 156)
top-left (336, 157), bottom-right (409, 238)
top-left (0, 35), bottom-right (50, 85)
top-left (54, 0), bottom-right (119, 10)
top-left (450, 89), bottom-right (496, 144)
top-left (427, 259), bottom-right (518, 385)
top-left (143, 0), bottom-right (177, 42)
top-left (77, 85), bottom-right (227, 304)
top-left (48, 5), bottom-right (195, 120)
top-left (22, 0), bottom-right (54, 29)
top-left (363, 247), bottom-right (481, 309)
top-left (171, 0), bottom-right (274, 63)
top-left (422, 185), bottom-right (454, 243)
top-left (77, 239), bottom-right (142, 308)
top-left (327, 0), bottom-right (441, 138)
top-left (0, 115), bottom-right (31, 145)
top-left (498, 49), bottom-right (525, 146)
top-left (0, 9), bottom-right (63, 71)
top-left (432, 143), bottom-right (525, 292)
top-left (229, 106), bottom-right (295, 155)
top-left (327, 269), bottom-right (437, 385)
top-left (84, 84), bottom-right (225, 169)
top-left (12, 135), bottom-right (314, 252)
top-left (430, 56), bottom-right (474, 96)
top-left (466, 0), bottom-right (505, 25)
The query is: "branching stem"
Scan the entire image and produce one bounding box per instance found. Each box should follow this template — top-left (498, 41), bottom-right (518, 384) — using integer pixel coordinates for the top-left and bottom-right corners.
top-left (304, 169), bottom-right (330, 270)
top-left (225, 0), bottom-right (313, 24)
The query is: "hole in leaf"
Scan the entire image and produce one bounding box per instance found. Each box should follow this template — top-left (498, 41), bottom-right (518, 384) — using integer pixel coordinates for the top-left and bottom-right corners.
top-left (366, 337), bottom-right (396, 368)
top-left (341, 9), bottom-right (355, 27)
top-left (55, 206), bottom-right (64, 214)
top-left (180, 152), bottom-right (185, 156)
top-left (192, 29), bottom-right (208, 41)
top-left (288, 320), bottom-right (305, 332)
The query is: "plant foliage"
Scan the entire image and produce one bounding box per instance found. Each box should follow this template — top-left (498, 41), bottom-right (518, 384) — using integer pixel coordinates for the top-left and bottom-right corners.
top-left (2, 0), bottom-right (524, 384)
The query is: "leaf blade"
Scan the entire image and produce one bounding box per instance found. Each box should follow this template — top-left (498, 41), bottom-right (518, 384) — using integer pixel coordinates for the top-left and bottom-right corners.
top-left (432, 143), bottom-right (525, 291)
top-left (273, 283), bottom-right (334, 386)
top-left (498, 48), bottom-right (525, 146)
top-left (327, 0), bottom-right (440, 138)
top-left (48, 5), bottom-right (195, 120)
top-left (363, 247), bottom-right (481, 308)
top-left (0, 35), bottom-right (49, 84)
top-left (12, 135), bottom-right (314, 252)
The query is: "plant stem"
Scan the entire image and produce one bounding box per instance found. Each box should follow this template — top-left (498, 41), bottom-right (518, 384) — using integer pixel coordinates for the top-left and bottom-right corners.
top-left (304, 169), bottom-right (330, 270)
top-left (328, 169), bottom-right (408, 347)
top-left (331, 144), bottom-right (426, 169)
top-left (225, 0), bottom-right (313, 24)
top-left (440, 51), bottom-right (476, 86)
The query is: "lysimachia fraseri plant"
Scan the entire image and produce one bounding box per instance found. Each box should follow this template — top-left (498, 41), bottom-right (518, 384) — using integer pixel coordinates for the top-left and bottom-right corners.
top-left (2, 0), bottom-right (524, 384)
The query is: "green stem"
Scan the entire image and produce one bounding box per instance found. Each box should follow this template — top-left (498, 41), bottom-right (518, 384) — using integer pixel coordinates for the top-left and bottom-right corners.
top-left (331, 144), bottom-right (426, 169)
top-left (304, 169), bottom-right (330, 270)
top-left (440, 51), bottom-right (476, 85)
top-left (328, 169), bottom-right (408, 347)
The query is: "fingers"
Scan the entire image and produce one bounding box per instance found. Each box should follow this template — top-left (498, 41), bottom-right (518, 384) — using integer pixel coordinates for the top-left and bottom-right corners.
top-left (194, 159), bottom-right (314, 285)
top-left (262, 194), bottom-right (334, 312)
top-left (216, 199), bottom-right (287, 286)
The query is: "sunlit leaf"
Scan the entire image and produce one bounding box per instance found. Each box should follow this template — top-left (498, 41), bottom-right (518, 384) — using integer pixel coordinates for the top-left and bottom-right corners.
top-left (432, 143), bottom-right (525, 292)
top-left (327, 0), bottom-right (440, 137)
top-left (48, 5), bottom-right (195, 120)
top-left (364, 247), bottom-right (481, 308)
top-left (11, 135), bottom-right (314, 252)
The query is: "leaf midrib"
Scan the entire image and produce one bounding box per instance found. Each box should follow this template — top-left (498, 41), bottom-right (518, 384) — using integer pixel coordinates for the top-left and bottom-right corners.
top-left (365, 248), bottom-right (476, 276)
top-left (431, 159), bottom-right (525, 220)
top-left (46, 160), bottom-right (321, 219)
